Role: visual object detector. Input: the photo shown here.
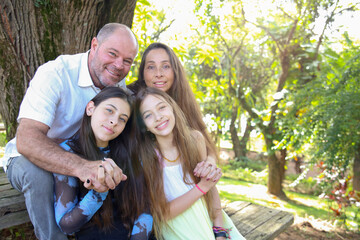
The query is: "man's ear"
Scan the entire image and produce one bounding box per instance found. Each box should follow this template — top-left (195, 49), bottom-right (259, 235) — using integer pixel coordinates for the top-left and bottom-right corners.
top-left (90, 37), bottom-right (98, 52)
top-left (86, 101), bottom-right (95, 116)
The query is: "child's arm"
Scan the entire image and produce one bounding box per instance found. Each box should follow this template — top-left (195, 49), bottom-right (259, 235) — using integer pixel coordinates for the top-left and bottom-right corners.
top-left (53, 173), bottom-right (108, 234)
top-left (130, 213), bottom-right (153, 240)
top-left (167, 173), bottom-right (218, 219)
top-left (210, 187), bottom-right (227, 240)
top-left (166, 131), bottom-right (221, 220)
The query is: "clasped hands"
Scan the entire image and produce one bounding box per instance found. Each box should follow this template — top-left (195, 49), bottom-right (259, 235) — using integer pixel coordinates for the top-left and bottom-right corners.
top-left (193, 160), bottom-right (222, 192)
top-left (83, 157), bottom-right (126, 192)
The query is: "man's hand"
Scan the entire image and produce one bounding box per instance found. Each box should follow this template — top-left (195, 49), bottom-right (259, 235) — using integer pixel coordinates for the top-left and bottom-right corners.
top-left (82, 158), bottom-right (127, 192)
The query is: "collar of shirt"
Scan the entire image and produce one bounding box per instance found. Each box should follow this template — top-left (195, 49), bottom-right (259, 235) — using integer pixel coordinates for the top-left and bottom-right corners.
top-left (77, 50), bottom-right (126, 91)
top-left (78, 50), bottom-right (93, 88)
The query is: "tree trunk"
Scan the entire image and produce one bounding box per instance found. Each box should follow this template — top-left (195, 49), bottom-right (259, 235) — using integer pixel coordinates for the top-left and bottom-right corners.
top-left (353, 144), bottom-right (360, 191)
top-left (0, 0), bottom-right (137, 140)
top-left (230, 104), bottom-right (244, 161)
top-left (264, 135), bottom-right (286, 198)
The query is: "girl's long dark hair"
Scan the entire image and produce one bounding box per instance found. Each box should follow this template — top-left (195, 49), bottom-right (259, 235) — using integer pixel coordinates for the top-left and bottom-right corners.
top-left (66, 86), bottom-right (147, 233)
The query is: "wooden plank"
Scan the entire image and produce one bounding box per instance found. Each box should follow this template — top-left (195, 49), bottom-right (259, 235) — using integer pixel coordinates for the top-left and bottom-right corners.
top-left (0, 183), bottom-right (13, 192)
top-left (0, 195), bottom-right (27, 216)
top-left (244, 211), bottom-right (294, 240)
top-left (0, 188), bottom-right (22, 198)
top-left (224, 201), bottom-right (294, 240)
top-left (229, 203), bottom-right (282, 236)
top-left (224, 201), bottom-right (251, 217)
top-left (0, 174), bottom-right (9, 185)
top-left (0, 210), bottom-right (30, 230)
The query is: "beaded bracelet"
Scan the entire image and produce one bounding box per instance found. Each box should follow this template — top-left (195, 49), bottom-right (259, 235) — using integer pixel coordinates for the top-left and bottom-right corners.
top-left (213, 226), bottom-right (232, 239)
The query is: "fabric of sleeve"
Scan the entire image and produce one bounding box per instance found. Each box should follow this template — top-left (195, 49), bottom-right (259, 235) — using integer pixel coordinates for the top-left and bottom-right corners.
top-left (130, 213), bottom-right (153, 240)
top-left (18, 64), bottom-right (63, 127)
top-left (53, 172), bottom-right (108, 235)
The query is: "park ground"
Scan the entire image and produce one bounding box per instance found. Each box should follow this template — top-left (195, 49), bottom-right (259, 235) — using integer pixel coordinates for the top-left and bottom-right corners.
top-left (1, 182), bottom-right (359, 239)
top-left (0, 143), bottom-right (359, 239)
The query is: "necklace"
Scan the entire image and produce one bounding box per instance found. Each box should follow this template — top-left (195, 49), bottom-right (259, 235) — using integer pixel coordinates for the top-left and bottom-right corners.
top-left (162, 152), bottom-right (180, 162)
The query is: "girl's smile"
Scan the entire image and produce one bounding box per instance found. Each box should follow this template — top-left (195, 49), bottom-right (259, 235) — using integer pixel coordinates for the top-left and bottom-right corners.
top-left (140, 94), bottom-right (175, 137)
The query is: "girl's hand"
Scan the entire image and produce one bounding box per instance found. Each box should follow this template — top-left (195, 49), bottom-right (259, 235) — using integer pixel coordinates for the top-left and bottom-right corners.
top-left (194, 161), bottom-right (222, 182)
top-left (196, 172), bottom-right (220, 193)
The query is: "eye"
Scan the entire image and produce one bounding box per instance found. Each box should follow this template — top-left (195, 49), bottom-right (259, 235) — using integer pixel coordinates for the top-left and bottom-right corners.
top-left (163, 64), bottom-right (171, 69)
top-left (147, 65), bottom-right (155, 70)
top-left (144, 113), bottom-right (152, 119)
top-left (109, 51), bottom-right (116, 57)
top-left (124, 60), bottom-right (132, 66)
top-left (159, 104), bottom-right (167, 110)
top-left (106, 108), bottom-right (113, 113)
top-left (119, 117), bottom-right (127, 123)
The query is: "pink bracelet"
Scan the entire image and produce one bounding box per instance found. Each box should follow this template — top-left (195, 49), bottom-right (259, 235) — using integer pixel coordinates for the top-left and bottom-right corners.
top-left (195, 184), bottom-right (206, 194)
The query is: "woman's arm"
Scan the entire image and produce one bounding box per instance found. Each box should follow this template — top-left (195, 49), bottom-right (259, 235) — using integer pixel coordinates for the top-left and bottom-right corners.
top-left (53, 173), bottom-right (108, 234)
top-left (192, 131), bottom-right (226, 239)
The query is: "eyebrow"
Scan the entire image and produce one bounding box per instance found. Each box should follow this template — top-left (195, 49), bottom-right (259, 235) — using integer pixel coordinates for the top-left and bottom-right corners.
top-left (107, 104), bottom-right (129, 118)
top-left (145, 60), bottom-right (170, 64)
top-left (108, 48), bottom-right (133, 62)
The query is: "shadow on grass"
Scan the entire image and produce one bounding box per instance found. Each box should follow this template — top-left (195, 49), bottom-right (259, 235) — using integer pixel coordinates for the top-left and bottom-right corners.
top-left (220, 189), bottom-right (331, 220)
top-left (219, 176), bottom-right (333, 222)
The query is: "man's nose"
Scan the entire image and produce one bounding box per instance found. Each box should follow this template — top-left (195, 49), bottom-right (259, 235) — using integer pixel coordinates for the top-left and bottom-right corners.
top-left (114, 57), bottom-right (124, 69)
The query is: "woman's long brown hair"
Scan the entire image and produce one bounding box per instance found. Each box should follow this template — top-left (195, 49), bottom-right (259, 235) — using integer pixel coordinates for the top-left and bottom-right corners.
top-left (132, 87), bottom-right (215, 239)
top-left (128, 42), bottom-right (218, 159)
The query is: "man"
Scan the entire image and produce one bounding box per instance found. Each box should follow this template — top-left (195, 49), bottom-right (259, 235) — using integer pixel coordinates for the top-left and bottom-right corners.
top-left (2, 23), bottom-right (138, 239)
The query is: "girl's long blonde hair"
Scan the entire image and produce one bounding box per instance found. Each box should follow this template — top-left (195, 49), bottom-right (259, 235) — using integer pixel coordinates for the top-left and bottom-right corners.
top-left (132, 87), bottom-right (215, 238)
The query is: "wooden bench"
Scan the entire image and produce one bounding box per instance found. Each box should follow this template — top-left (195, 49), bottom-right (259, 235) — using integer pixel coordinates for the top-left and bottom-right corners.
top-left (0, 168), bottom-right (294, 239)
top-left (0, 168), bottom-right (30, 230)
top-left (224, 201), bottom-right (294, 239)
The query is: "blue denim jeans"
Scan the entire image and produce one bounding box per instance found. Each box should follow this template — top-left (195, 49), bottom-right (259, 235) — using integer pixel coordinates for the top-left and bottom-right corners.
top-left (6, 155), bottom-right (68, 240)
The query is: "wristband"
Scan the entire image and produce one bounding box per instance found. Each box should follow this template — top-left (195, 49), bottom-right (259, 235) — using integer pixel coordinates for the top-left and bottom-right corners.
top-left (213, 226), bottom-right (231, 239)
top-left (195, 184), bottom-right (206, 194)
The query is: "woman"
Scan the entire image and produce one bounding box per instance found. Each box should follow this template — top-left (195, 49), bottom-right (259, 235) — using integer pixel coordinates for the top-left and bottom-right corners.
top-left (128, 42), bottom-right (219, 177)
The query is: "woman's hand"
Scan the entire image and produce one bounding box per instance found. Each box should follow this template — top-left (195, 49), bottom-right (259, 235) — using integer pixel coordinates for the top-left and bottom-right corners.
top-left (194, 161), bottom-right (222, 182)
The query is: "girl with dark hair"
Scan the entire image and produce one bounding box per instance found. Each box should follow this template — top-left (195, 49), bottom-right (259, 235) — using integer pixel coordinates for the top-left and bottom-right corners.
top-left (133, 87), bottom-right (244, 240)
top-left (128, 43), bottom-right (218, 176)
top-left (53, 86), bottom-right (152, 240)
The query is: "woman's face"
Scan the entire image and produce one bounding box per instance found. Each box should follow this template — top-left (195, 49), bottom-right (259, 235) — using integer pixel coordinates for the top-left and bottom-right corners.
top-left (86, 97), bottom-right (130, 147)
top-left (143, 48), bottom-right (175, 92)
top-left (140, 94), bottom-right (175, 138)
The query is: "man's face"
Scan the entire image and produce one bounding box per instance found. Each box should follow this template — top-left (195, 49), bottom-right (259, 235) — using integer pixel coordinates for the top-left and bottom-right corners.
top-left (89, 29), bottom-right (137, 89)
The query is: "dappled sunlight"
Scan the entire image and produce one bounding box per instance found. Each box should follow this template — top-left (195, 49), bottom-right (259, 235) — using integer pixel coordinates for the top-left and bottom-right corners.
top-left (217, 181), bottom-right (272, 201)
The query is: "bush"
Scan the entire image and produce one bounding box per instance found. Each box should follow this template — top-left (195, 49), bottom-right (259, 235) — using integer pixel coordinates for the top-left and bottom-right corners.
top-left (0, 132), bottom-right (7, 147)
top-left (221, 159), bottom-right (268, 185)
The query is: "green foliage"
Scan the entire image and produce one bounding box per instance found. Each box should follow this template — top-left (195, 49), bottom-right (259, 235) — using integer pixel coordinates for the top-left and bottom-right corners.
top-left (0, 132), bottom-right (7, 148)
top-left (34, 0), bottom-right (50, 7)
top-left (293, 40), bottom-right (360, 168)
top-left (221, 159), bottom-right (268, 185)
top-left (129, 0), bottom-right (176, 84)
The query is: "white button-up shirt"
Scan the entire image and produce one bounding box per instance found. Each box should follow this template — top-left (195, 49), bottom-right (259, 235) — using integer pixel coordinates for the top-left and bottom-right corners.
top-left (1, 51), bottom-right (126, 171)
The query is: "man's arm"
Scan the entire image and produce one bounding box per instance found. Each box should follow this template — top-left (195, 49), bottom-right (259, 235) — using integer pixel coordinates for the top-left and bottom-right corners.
top-left (16, 118), bottom-right (122, 191)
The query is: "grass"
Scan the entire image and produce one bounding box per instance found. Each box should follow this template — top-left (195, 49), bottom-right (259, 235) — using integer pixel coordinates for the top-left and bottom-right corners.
top-left (217, 173), bottom-right (360, 232)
